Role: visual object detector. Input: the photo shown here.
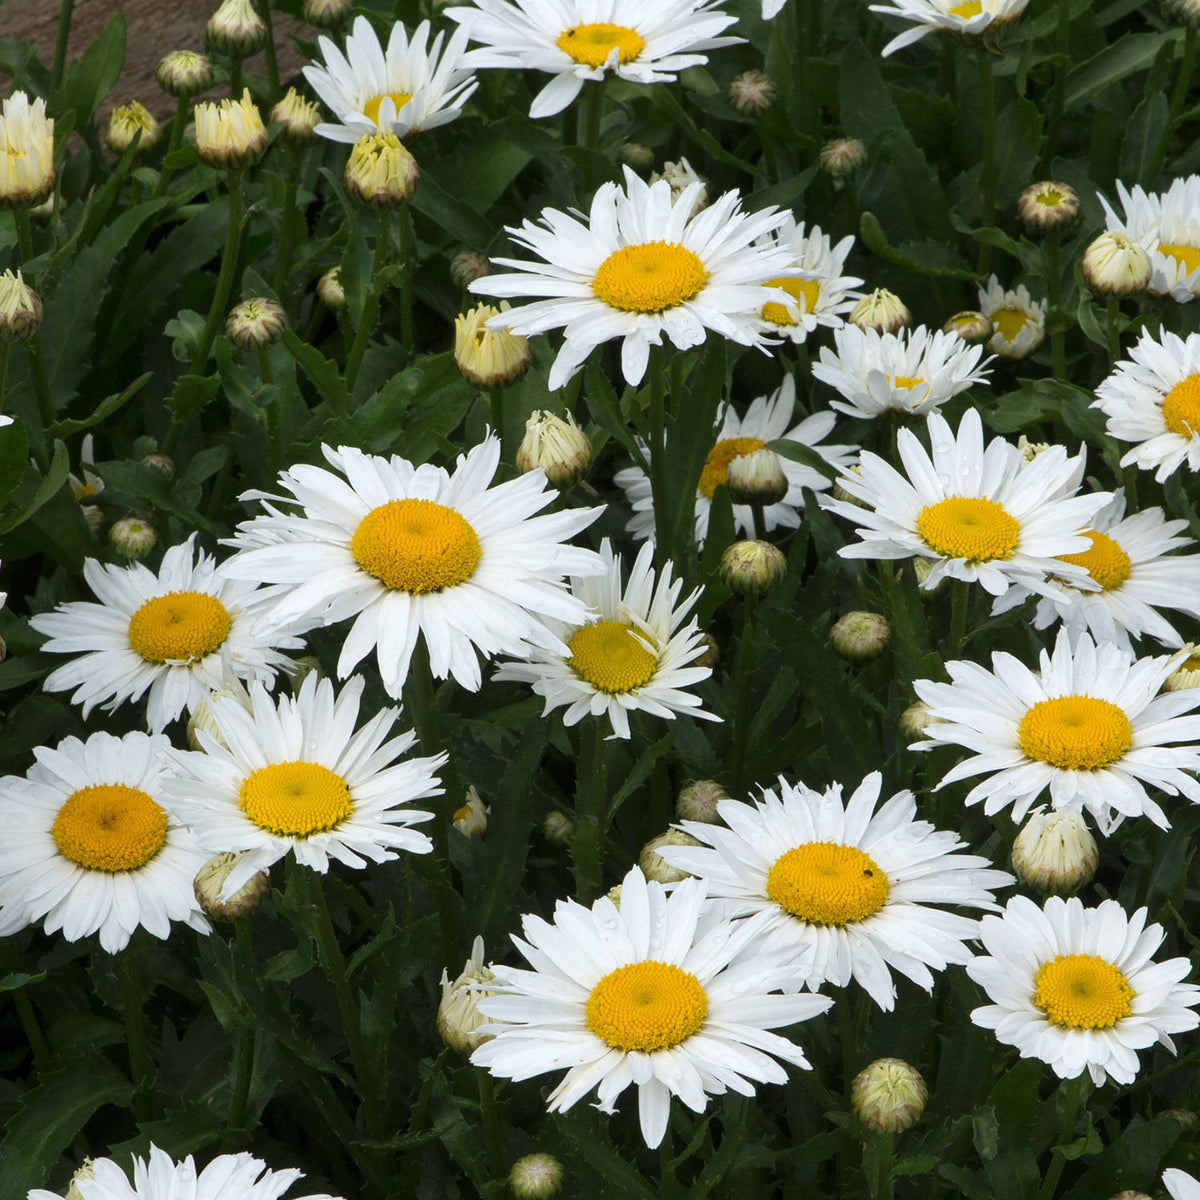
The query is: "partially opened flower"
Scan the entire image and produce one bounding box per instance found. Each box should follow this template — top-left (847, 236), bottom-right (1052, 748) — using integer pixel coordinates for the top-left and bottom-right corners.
top-left (869, 0), bottom-right (1029, 57)
top-left (977, 275), bottom-right (1046, 359)
top-left (1099, 178), bottom-right (1200, 302)
top-left (0, 91), bottom-right (54, 209)
top-left (471, 866), bottom-right (831, 1149)
top-left (967, 896), bottom-right (1200, 1085)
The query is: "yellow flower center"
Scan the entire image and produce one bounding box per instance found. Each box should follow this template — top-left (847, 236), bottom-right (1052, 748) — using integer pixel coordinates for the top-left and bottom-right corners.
top-left (1162, 373), bottom-right (1200, 438)
top-left (591, 242), bottom-right (709, 314)
top-left (362, 91), bottom-right (413, 125)
top-left (1036, 186), bottom-right (1064, 207)
top-left (585, 960), bottom-right (708, 1052)
top-left (1017, 695), bottom-right (1132, 770)
top-left (556, 22), bottom-right (646, 68)
top-left (1055, 529), bottom-right (1131, 591)
top-left (892, 375), bottom-right (926, 391)
top-left (698, 436), bottom-right (768, 498)
top-left (238, 761), bottom-right (353, 836)
top-left (915, 496), bottom-right (1020, 562)
top-left (350, 498), bottom-right (482, 593)
top-left (765, 842), bottom-right (890, 926)
top-left (52, 784), bottom-right (168, 872)
top-left (127, 591), bottom-right (232, 664)
top-left (567, 621), bottom-right (657, 694)
top-left (1033, 954), bottom-right (1134, 1029)
top-left (762, 277), bottom-right (821, 326)
top-left (1158, 243), bottom-right (1200, 278)
top-left (950, 0), bottom-right (983, 13)
top-left (991, 307), bottom-right (1029, 342)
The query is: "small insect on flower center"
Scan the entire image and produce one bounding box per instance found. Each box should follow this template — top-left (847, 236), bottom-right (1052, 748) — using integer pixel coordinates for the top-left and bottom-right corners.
top-left (766, 842), bottom-right (890, 926)
top-left (949, 0), bottom-right (983, 15)
top-left (1056, 529), bottom-right (1131, 591)
top-left (238, 761), bottom-right (353, 836)
top-left (127, 591), bottom-right (232, 664)
top-left (568, 621), bottom-right (658, 694)
top-left (699, 436), bottom-right (768, 498)
top-left (1162, 373), bottom-right (1200, 438)
top-left (991, 307), bottom-right (1029, 343)
top-left (762, 277), bottom-right (821, 326)
top-left (1033, 954), bottom-right (1134, 1029)
top-left (351, 498), bottom-right (482, 593)
top-left (915, 496), bottom-right (1020, 562)
top-left (555, 22), bottom-right (646, 68)
top-left (52, 784), bottom-right (168, 872)
top-left (1017, 695), bottom-right (1132, 770)
top-left (585, 960), bottom-right (708, 1052)
top-left (1157, 243), bottom-right (1200, 279)
top-left (591, 241), bottom-right (710, 314)
top-left (363, 91), bottom-right (413, 125)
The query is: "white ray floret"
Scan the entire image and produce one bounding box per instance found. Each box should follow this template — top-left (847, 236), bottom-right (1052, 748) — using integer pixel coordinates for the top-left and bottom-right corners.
top-left (471, 865), bottom-right (831, 1149)
top-left (1165, 1170), bottom-right (1200, 1200)
top-left (967, 895), bottom-right (1200, 1086)
top-left (869, 0), bottom-right (1029, 57)
top-left (1100, 177), bottom-right (1200, 302)
top-left (914, 628), bottom-right (1200, 833)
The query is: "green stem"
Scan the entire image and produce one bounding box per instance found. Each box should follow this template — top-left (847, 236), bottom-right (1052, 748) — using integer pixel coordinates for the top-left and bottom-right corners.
top-left (729, 597), bottom-right (757, 790)
top-left (570, 718), bottom-right (607, 903)
top-left (345, 209), bottom-right (391, 390)
top-left (257, 0), bottom-right (280, 98)
top-left (0, 343), bottom-right (9, 413)
top-left (226, 918), bottom-right (256, 1132)
top-left (1046, 230), bottom-right (1066, 379)
top-left (52, 0), bottom-right (76, 90)
top-left (404, 635), bottom-right (439, 758)
top-left (837, 990), bottom-right (858, 1092)
top-left (478, 1072), bottom-right (504, 1178)
top-left (873, 1132), bottom-right (895, 1200)
top-left (659, 1123), bottom-right (678, 1200)
top-left (489, 386), bottom-right (504, 449)
top-left (189, 171), bottom-right (245, 377)
top-left (121, 953), bottom-right (152, 1122)
top-left (1105, 293), bottom-right (1121, 369)
top-left (25, 340), bottom-right (54, 439)
top-left (976, 52), bottom-right (997, 275)
top-left (270, 145), bottom-right (303, 296)
top-left (1037, 1078), bottom-right (1087, 1200)
top-left (153, 96), bottom-right (189, 199)
top-left (580, 80), bottom-right (603, 149)
top-left (648, 351), bottom-right (670, 566)
top-left (13, 987), bottom-right (51, 1065)
top-left (14, 208), bottom-right (35, 270)
top-left (1148, 25), bottom-right (1197, 184)
top-left (948, 580), bottom-right (969, 659)
top-left (230, 58), bottom-right (244, 101)
top-left (1040, 0), bottom-right (1070, 174)
top-left (399, 203), bottom-right (415, 359)
top-left (257, 348), bottom-right (274, 387)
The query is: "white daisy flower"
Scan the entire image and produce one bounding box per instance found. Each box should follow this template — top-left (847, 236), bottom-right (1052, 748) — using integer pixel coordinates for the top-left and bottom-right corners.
top-left (977, 275), bottom-right (1046, 360)
top-left (470, 166), bottom-right (800, 390)
top-left (914, 628), bottom-right (1200, 833)
top-left (470, 865), bottom-right (831, 1149)
top-left (824, 407), bottom-right (1105, 598)
top-left (1165, 1169), bottom-right (1200, 1200)
top-left (967, 895), bottom-right (1200, 1086)
top-left (812, 323), bottom-right (993, 420)
top-left (754, 218), bottom-right (862, 344)
top-left (1100, 177), bottom-right (1200, 302)
top-left (30, 534), bottom-right (303, 734)
top-left (444, 0), bottom-right (741, 119)
top-left (302, 16), bottom-right (477, 143)
top-left (219, 436), bottom-right (603, 696)
top-left (494, 538), bottom-right (716, 739)
top-left (0, 732), bottom-right (209, 954)
top-left (162, 673), bottom-right (444, 900)
top-left (614, 375), bottom-right (856, 545)
top-left (658, 772), bottom-right (1011, 1011)
top-left (869, 0), bottom-right (1029, 56)
top-left (990, 490), bottom-right (1200, 651)
top-left (29, 1144), bottom-right (343, 1200)
top-left (1092, 328), bottom-right (1200, 481)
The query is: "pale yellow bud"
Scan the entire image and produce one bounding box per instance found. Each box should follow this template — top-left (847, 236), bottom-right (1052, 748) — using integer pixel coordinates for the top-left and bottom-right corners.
top-left (729, 69), bottom-right (776, 116)
top-left (227, 297), bottom-right (287, 351)
top-left (270, 87), bottom-right (321, 142)
top-left (850, 288), bottom-right (911, 334)
top-left (830, 611), bottom-right (890, 663)
top-left (65, 1159), bottom-right (96, 1200)
top-left (942, 310), bottom-right (993, 345)
top-left (317, 266), bottom-right (345, 309)
top-left (106, 101), bottom-right (162, 155)
top-left (899, 701), bottom-right (932, 740)
top-left (0, 92), bottom-right (55, 210)
top-left (437, 936), bottom-right (496, 1053)
top-left (156, 50), bottom-right (215, 99)
top-left (345, 131), bottom-right (419, 207)
top-left (1164, 645), bottom-right (1200, 691)
top-left (206, 0), bottom-right (268, 56)
top-left (141, 453), bottom-right (176, 479)
top-left (1015, 434), bottom-right (1051, 462)
top-left (638, 830), bottom-right (701, 884)
top-left (0, 269), bottom-right (42, 342)
top-left (543, 811), bottom-right (575, 846)
top-left (109, 517), bottom-right (157, 560)
top-left (676, 779), bottom-right (728, 824)
top-left (515, 410), bottom-right (592, 488)
top-left (450, 249), bottom-right (491, 287)
top-left (455, 302), bottom-right (532, 389)
top-left (194, 852), bottom-right (269, 919)
top-left (648, 157), bottom-right (707, 219)
top-left (694, 632), bottom-right (719, 671)
top-left (303, 0), bottom-right (353, 26)
top-left (719, 539), bottom-right (786, 596)
top-left (1011, 809), bottom-right (1098, 896)
top-left (726, 448), bottom-right (788, 506)
top-left (619, 142), bottom-right (654, 170)
top-left (187, 670), bottom-right (255, 751)
top-left (1081, 231), bottom-right (1151, 296)
top-left (1018, 181), bottom-right (1079, 232)
top-left (452, 787), bottom-right (488, 838)
top-left (194, 91), bottom-right (267, 170)
top-left (509, 1153), bottom-right (564, 1200)
top-left (820, 137), bottom-right (866, 178)
top-left (852, 1058), bottom-right (928, 1133)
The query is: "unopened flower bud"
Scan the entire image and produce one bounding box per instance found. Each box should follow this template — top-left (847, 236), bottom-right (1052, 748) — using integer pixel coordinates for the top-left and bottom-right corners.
top-left (1016, 434), bottom-right (1050, 461)
top-left (109, 517), bottom-right (157, 560)
top-left (1162, 1109), bottom-right (1199, 1129)
top-left (1107, 1193), bottom-right (1152, 1200)
top-left (676, 779), bottom-right (728, 824)
top-left (455, 302), bottom-right (532, 389)
top-left (345, 131), bottom-right (419, 207)
top-left (1018, 181), bottom-right (1079, 232)
top-left (0, 269), bottom-right (42, 342)
top-left (453, 787), bottom-right (488, 838)
top-left (899, 701), bottom-right (932, 740)
top-left (820, 137), bottom-right (866, 178)
top-left (729, 69), bottom-right (776, 116)
top-left (65, 1160), bottom-right (97, 1200)
top-left (850, 288), bottom-right (911, 334)
top-left (1081, 231), bottom-right (1151, 296)
top-left (726, 448), bottom-right (788, 506)
top-left (141, 453), bottom-right (176, 479)
top-left (911, 558), bottom-right (946, 594)
top-left (270, 87), bottom-right (321, 141)
top-left (639, 830), bottom-right (701, 884)
top-left (206, 0), bottom-right (268, 57)
top-left (943, 310), bottom-right (992, 345)
top-left (437, 936), bottom-right (496, 1053)
top-left (831, 464), bottom-right (862, 506)
top-left (286, 655), bottom-right (324, 693)
top-left (543, 811), bottom-right (575, 846)
top-left (227, 297), bottom-right (287, 351)
top-left (303, 0), bottom-right (353, 27)
top-left (194, 851), bottom-right (269, 919)
top-left (156, 50), bottom-right (214, 99)
top-left (0, 92), bottom-right (55, 210)
top-left (515, 410), bottom-right (591, 488)
top-left (694, 632), bottom-right (719, 671)
top-left (1011, 809), bottom-right (1098, 895)
top-left (106, 101), bottom-right (161, 155)
top-left (194, 91), bottom-right (267, 170)
top-left (619, 142), bottom-right (653, 171)
top-left (648, 157), bottom-right (707, 219)
top-left (605, 883), bottom-right (623, 907)
top-left (719, 539), bottom-right (786, 596)
top-left (317, 266), bottom-right (345, 309)
top-left (450, 249), bottom-right (491, 287)
top-left (509, 1153), bottom-right (563, 1200)
top-left (852, 1058), bottom-right (928, 1133)
top-left (830, 611), bottom-right (890, 663)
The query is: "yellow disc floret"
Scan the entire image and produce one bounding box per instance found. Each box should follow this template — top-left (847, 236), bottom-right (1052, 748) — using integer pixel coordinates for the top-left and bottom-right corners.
top-left (556, 22), bottom-right (646, 68)
top-left (1158, 243), bottom-right (1200, 279)
top-left (127, 591), bottom-right (232, 664)
top-left (52, 784), bottom-right (168, 872)
top-left (1162, 373), bottom-right (1200, 438)
top-left (592, 242), bottom-right (709, 314)
top-left (238, 761), bottom-right (353, 836)
top-left (949, 0), bottom-right (983, 15)
top-left (585, 960), bottom-right (708, 1052)
top-left (363, 91), bottom-right (413, 125)
top-left (351, 498), bottom-right (482, 593)
top-left (1033, 953), bottom-right (1134, 1029)
top-left (1017, 695), bottom-right (1132, 770)
top-left (892, 375), bottom-right (926, 391)
top-left (699, 436), bottom-right (768, 498)
top-left (991, 307), bottom-right (1029, 343)
top-left (1056, 530), bottom-right (1131, 591)
top-left (766, 842), bottom-right (890, 926)
top-left (916, 496), bottom-right (1020, 562)
top-left (762, 277), bottom-right (820, 326)
top-left (568, 621), bottom-right (657, 694)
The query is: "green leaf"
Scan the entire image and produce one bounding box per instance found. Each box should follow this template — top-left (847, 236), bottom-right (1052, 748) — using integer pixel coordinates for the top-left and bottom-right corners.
top-left (48, 373), bottom-right (151, 438)
top-left (859, 211), bottom-right (979, 281)
top-left (0, 970), bottom-right (46, 991)
top-left (0, 439), bottom-right (69, 534)
top-left (1120, 92), bottom-right (1170, 186)
top-left (767, 437), bottom-right (839, 480)
top-left (0, 421), bottom-right (30, 509)
top-left (166, 375), bottom-right (222, 423)
top-left (53, 15), bottom-right (125, 128)
top-left (1066, 32), bottom-right (1182, 110)
top-left (284, 329), bottom-right (351, 413)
